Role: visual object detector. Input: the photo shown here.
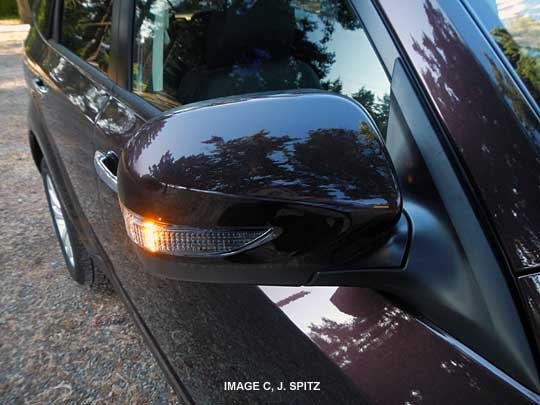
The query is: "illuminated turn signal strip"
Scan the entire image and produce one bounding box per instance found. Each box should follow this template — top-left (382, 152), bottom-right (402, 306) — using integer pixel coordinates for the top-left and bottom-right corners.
top-left (120, 204), bottom-right (274, 257)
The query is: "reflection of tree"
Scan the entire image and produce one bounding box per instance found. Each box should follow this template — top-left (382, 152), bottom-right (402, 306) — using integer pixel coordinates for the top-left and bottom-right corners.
top-left (150, 130), bottom-right (294, 194)
top-left (486, 56), bottom-right (540, 149)
top-left (276, 290), bottom-right (311, 307)
top-left (62, 0), bottom-right (113, 72)
top-left (145, 122), bottom-right (396, 203)
top-left (134, 0), bottom-right (390, 133)
top-left (492, 27), bottom-right (540, 102)
top-left (410, 1), bottom-right (540, 268)
top-left (308, 294), bottom-right (411, 368)
top-left (352, 87), bottom-right (390, 134)
top-left (126, 118), bottom-right (166, 169)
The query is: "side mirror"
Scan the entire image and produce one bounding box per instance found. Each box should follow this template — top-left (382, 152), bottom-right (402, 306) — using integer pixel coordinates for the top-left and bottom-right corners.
top-left (117, 91), bottom-right (406, 284)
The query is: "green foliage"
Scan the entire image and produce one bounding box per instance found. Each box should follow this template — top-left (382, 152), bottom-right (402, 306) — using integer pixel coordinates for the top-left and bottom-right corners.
top-left (492, 27), bottom-right (540, 102)
top-left (352, 87), bottom-right (390, 134)
top-left (321, 78), bottom-right (343, 93)
top-left (0, 0), bottom-right (19, 18)
top-left (492, 27), bottom-right (521, 66)
top-left (62, 0), bottom-right (113, 74)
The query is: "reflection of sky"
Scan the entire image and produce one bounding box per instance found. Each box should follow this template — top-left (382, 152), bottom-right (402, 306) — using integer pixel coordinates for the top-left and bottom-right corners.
top-left (138, 3), bottom-right (390, 100)
top-left (497, 0), bottom-right (540, 22)
top-left (327, 27), bottom-right (390, 99)
top-left (468, 0), bottom-right (540, 55)
top-left (259, 286), bottom-right (355, 334)
top-left (473, 0), bottom-right (540, 31)
top-left (298, 9), bottom-right (390, 99)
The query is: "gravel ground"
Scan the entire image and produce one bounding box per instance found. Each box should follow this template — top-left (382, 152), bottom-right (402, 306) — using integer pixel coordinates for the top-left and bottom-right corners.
top-left (0, 26), bottom-right (178, 404)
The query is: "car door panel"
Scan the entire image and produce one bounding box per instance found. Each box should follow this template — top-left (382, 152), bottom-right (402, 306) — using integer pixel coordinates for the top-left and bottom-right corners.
top-left (24, 27), bottom-right (105, 247)
top-left (88, 0), bottom-right (540, 403)
top-left (91, 64), bottom-right (537, 405)
top-left (92, 95), bottom-right (369, 404)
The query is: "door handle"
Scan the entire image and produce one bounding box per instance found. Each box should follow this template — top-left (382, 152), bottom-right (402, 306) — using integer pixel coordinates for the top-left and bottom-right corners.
top-left (32, 77), bottom-right (49, 95)
top-left (94, 151), bottom-right (118, 193)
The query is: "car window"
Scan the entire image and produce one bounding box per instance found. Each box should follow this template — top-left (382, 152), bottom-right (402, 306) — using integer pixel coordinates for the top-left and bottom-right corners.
top-left (465, 0), bottom-right (540, 106)
top-left (35, 0), bottom-right (54, 37)
top-left (61, 0), bottom-right (114, 75)
top-left (132, 0), bottom-right (391, 133)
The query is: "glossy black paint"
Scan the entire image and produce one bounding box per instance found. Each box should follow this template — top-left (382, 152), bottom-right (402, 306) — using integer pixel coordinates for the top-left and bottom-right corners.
top-left (24, 23), bottom-right (105, 250)
top-left (122, 92), bottom-right (400, 213)
top-left (118, 92), bottom-right (403, 284)
top-left (379, 0), bottom-right (540, 273)
top-left (520, 274), bottom-right (540, 354)
top-left (377, 0), bottom-right (540, 391)
top-left (315, 61), bottom-right (540, 393)
top-left (262, 286), bottom-right (539, 404)
top-left (21, 0), bottom-right (540, 403)
top-left (89, 83), bottom-right (536, 401)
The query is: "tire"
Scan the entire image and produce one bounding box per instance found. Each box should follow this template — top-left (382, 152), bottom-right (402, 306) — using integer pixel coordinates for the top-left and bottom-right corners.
top-left (40, 159), bottom-right (108, 288)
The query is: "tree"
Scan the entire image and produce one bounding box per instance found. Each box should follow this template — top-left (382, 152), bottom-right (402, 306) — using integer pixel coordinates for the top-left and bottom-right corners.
top-left (352, 87), bottom-right (390, 134)
top-left (16, 0), bottom-right (31, 24)
top-left (492, 26), bottom-right (540, 102)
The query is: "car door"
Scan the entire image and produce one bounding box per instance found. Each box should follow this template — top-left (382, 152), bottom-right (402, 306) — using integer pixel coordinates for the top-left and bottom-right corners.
top-left (92, 0), bottom-right (540, 403)
top-left (24, 0), bottom-right (116, 236)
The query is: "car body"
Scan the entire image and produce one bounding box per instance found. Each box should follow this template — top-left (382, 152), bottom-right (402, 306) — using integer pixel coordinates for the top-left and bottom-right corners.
top-left (22, 0), bottom-right (540, 403)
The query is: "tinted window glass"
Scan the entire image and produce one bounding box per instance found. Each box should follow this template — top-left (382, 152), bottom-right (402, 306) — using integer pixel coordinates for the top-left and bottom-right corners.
top-left (61, 0), bottom-right (114, 75)
top-left (132, 0), bottom-right (390, 132)
top-left (467, 0), bottom-right (540, 105)
top-left (36, 0), bottom-right (54, 37)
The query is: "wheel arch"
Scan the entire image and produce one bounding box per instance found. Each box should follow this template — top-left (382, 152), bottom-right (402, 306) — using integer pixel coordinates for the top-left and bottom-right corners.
top-left (28, 130), bottom-right (43, 172)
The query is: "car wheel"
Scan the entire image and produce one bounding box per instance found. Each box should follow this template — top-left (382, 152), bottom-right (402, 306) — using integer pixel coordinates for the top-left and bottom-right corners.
top-left (41, 159), bottom-right (108, 287)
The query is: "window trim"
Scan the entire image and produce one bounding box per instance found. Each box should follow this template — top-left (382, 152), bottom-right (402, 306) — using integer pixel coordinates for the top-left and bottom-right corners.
top-left (113, 0), bottom-right (135, 89)
top-left (32, 0), bottom-right (55, 39)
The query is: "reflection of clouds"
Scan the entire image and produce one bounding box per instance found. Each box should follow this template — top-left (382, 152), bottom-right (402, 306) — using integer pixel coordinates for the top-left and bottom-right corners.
top-left (85, 86), bottom-right (108, 115)
top-left (497, 0), bottom-right (540, 22)
top-left (65, 85), bottom-right (108, 117)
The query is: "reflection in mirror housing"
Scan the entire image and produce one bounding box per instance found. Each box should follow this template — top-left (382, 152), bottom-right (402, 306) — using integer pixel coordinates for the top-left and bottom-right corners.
top-left (117, 91), bottom-right (405, 283)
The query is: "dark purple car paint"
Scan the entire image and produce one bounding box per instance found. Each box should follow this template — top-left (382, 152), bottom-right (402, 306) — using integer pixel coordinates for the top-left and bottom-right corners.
top-left (520, 274), bottom-right (540, 355)
top-left (21, 0), bottom-right (540, 403)
top-left (378, 0), bottom-right (540, 272)
top-left (261, 286), bottom-right (538, 404)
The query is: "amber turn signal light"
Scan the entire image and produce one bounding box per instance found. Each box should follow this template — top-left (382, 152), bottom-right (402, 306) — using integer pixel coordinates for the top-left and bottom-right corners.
top-left (120, 205), bottom-right (274, 257)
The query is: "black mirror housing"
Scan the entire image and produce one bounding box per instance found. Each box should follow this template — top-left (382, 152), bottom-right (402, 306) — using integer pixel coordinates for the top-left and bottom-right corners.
top-left (118, 91), bottom-right (404, 284)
